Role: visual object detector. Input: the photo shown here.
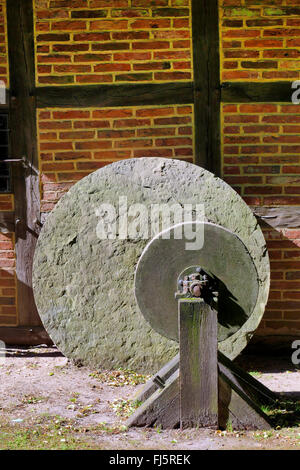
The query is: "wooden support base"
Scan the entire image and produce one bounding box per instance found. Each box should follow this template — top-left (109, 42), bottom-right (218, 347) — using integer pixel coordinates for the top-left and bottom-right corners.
top-left (127, 354), bottom-right (273, 430)
top-left (126, 370), bottom-right (180, 429)
top-left (0, 326), bottom-right (52, 346)
top-left (127, 300), bottom-right (274, 431)
top-left (179, 299), bottom-right (218, 429)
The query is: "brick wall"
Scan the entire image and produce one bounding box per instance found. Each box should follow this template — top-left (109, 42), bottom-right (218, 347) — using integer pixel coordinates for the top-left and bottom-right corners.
top-left (258, 227), bottom-right (300, 337)
top-left (0, 0), bottom-right (8, 86)
top-left (0, 231), bottom-right (16, 326)
top-left (219, 1), bottom-right (300, 337)
top-left (0, 195), bottom-right (17, 327)
top-left (34, 0), bottom-right (192, 86)
top-left (221, 103), bottom-right (300, 205)
top-left (0, 193), bottom-right (13, 211)
top-left (219, 0), bottom-right (300, 81)
top-left (220, 92), bottom-right (300, 332)
top-left (37, 104), bottom-right (194, 211)
top-left (0, 0), bottom-right (195, 329)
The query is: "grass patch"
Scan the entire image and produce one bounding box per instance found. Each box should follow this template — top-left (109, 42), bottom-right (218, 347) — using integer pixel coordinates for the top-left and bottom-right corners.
top-left (22, 395), bottom-right (48, 405)
top-left (249, 371), bottom-right (262, 378)
top-left (261, 400), bottom-right (300, 428)
top-left (0, 413), bottom-right (130, 450)
top-left (0, 416), bottom-right (94, 450)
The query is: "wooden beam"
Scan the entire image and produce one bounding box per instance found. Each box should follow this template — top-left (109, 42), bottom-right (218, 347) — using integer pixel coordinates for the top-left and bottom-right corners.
top-left (179, 299), bottom-right (218, 429)
top-left (34, 80), bottom-right (297, 108)
top-left (126, 370), bottom-right (180, 429)
top-left (218, 375), bottom-right (272, 431)
top-left (134, 354), bottom-right (179, 403)
top-left (252, 206), bottom-right (300, 229)
top-left (7, 0), bottom-right (41, 327)
top-left (0, 326), bottom-right (52, 346)
top-left (36, 82), bottom-right (194, 108)
top-left (192, 0), bottom-right (221, 174)
top-left (222, 82), bottom-right (294, 103)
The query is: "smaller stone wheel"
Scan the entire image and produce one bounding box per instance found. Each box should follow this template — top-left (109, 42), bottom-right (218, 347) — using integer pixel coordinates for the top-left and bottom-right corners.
top-left (135, 221), bottom-right (259, 344)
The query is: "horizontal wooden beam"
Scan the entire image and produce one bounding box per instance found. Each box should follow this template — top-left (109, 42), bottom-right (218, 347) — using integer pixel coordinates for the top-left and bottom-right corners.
top-left (6, 81), bottom-right (295, 109)
top-left (222, 82), bottom-right (293, 103)
top-left (252, 206), bottom-right (300, 229)
top-left (1, 206), bottom-right (299, 232)
top-left (0, 210), bottom-right (15, 232)
top-left (0, 326), bottom-right (52, 346)
top-left (36, 82), bottom-right (194, 108)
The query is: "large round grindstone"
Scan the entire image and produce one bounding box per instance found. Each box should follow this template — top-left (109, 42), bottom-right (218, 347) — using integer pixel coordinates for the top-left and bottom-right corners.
top-left (135, 222), bottom-right (259, 343)
top-left (32, 158), bottom-right (270, 373)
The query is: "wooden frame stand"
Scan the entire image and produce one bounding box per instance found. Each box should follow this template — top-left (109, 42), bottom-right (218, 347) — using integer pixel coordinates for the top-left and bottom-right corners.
top-left (127, 299), bottom-right (277, 430)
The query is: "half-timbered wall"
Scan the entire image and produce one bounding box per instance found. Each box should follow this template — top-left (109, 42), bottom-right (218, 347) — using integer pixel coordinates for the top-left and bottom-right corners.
top-left (219, 1), bottom-right (300, 341)
top-left (38, 104), bottom-right (194, 212)
top-left (34, 0), bottom-right (193, 85)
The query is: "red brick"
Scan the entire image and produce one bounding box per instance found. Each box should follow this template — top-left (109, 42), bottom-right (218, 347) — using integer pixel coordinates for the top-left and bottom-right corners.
top-left (239, 104), bottom-right (278, 113)
top-left (51, 20), bottom-right (87, 30)
top-left (53, 110), bottom-right (90, 119)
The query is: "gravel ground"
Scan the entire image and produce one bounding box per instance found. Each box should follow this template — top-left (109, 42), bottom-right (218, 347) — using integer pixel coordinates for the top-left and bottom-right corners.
top-left (0, 346), bottom-right (299, 450)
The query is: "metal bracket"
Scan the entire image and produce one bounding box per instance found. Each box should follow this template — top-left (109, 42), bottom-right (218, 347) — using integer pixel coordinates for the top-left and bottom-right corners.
top-left (153, 375), bottom-right (165, 389)
top-left (2, 156), bottom-right (34, 170)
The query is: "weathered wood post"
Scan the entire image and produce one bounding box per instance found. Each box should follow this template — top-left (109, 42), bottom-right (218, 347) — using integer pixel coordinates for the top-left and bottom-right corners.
top-left (179, 299), bottom-right (218, 429)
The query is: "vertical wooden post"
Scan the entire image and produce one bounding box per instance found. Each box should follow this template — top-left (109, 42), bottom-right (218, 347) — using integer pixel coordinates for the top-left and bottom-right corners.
top-left (7, 0), bottom-right (41, 326)
top-left (179, 299), bottom-right (218, 429)
top-left (192, 0), bottom-right (221, 175)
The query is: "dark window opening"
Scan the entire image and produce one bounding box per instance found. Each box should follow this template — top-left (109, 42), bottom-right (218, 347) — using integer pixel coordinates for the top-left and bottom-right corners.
top-left (0, 113), bottom-right (10, 192)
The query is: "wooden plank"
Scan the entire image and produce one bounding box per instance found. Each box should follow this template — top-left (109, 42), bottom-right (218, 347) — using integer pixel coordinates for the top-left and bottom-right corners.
top-left (0, 211), bottom-right (15, 233)
top-left (126, 370), bottom-right (180, 429)
top-left (218, 375), bottom-right (272, 431)
top-left (134, 353), bottom-right (179, 403)
top-left (179, 299), bottom-right (218, 429)
top-left (0, 326), bottom-right (52, 346)
top-left (36, 82), bottom-right (194, 108)
top-left (252, 206), bottom-right (300, 229)
top-left (222, 81), bottom-right (293, 103)
top-left (7, 0), bottom-right (41, 326)
top-left (192, 0), bottom-right (221, 174)
top-left (218, 351), bottom-right (278, 404)
top-left (135, 350), bottom-right (278, 407)
top-left (34, 79), bottom-right (298, 110)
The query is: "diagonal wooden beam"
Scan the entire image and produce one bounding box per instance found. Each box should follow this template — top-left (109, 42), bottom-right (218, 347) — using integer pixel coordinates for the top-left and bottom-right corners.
top-left (252, 206), bottom-right (300, 230)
